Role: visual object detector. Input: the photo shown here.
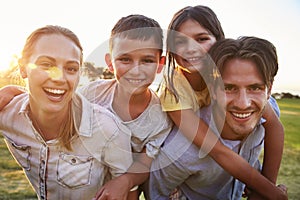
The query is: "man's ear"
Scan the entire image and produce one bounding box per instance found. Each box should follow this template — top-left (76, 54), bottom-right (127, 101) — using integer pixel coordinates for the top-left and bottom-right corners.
top-left (157, 56), bottom-right (166, 74)
top-left (105, 53), bottom-right (114, 72)
top-left (267, 83), bottom-right (273, 99)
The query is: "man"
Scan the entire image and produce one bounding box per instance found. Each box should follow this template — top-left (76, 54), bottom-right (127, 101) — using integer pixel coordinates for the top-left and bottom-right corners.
top-left (149, 36), bottom-right (287, 200)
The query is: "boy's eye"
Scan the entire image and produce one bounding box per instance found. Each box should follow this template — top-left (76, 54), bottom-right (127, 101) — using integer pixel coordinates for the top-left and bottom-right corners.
top-left (118, 57), bottom-right (131, 63)
top-left (65, 65), bottom-right (79, 73)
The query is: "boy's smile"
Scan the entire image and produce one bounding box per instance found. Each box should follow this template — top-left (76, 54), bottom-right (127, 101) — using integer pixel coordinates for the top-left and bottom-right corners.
top-left (107, 37), bottom-right (161, 95)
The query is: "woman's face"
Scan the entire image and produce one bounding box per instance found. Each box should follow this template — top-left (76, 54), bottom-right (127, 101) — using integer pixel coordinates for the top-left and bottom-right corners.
top-left (23, 34), bottom-right (81, 114)
top-left (173, 19), bottom-right (216, 73)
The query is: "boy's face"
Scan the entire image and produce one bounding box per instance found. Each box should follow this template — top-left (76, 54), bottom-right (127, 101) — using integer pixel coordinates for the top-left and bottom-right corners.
top-left (106, 36), bottom-right (162, 95)
top-left (213, 58), bottom-right (270, 140)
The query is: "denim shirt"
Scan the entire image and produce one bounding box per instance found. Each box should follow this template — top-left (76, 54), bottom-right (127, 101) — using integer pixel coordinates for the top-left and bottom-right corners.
top-left (0, 93), bottom-right (132, 200)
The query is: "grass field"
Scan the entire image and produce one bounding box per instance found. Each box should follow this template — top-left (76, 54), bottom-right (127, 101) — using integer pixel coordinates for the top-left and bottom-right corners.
top-left (0, 98), bottom-right (299, 199)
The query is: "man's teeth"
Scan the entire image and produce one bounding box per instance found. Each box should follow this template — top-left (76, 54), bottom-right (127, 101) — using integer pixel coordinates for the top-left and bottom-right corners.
top-left (232, 112), bottom-right (251, 119)
top-left (44, 88), bottom-right (65, 94)
top-left (187, 57), bottom-right (200, 62)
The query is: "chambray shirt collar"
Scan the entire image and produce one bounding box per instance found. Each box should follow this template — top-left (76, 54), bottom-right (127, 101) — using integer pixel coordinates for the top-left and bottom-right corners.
top-left (18, 93), bottom-right (30, 115)
top-left (75, 92), bottom-right (93, 137)
top-left (17, 92), bottom-right (93, 137)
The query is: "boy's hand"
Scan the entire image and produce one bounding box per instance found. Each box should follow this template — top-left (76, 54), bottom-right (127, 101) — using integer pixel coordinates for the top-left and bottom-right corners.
top-left (0, 85), bottom-right (26, 110)
top-left (93, 175), bottom-right (133, 200)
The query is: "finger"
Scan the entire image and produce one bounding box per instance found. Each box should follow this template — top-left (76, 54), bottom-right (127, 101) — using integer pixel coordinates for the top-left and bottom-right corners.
top-left (277, 184), bottom-right (288, 193)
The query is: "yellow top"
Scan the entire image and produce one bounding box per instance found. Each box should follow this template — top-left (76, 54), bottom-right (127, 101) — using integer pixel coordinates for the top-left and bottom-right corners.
top-left (158, 67), bottom-right (210, 112)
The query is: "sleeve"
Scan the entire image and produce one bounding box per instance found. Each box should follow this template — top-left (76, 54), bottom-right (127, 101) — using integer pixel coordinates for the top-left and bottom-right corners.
top-left (102, 118), bottom-right (133, 178)
top-left (158, 71), bottom-right (199, 112)
top-left (268, 96), bottom-right (280, 117)
top-left (144, 104), bottom-right (172, 159)
top-left (149, 150), bottom-right (191, 199)
top-left (260, 96), bottom-right (281, 124)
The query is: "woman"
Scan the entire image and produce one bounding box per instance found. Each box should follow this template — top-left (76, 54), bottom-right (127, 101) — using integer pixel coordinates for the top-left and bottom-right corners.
top-left (0, 25), bottom-right (132, 200)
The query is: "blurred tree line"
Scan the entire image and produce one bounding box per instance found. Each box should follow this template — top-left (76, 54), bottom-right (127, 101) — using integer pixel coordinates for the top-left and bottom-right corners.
top-left (0, 62), bottom-right (114, 88)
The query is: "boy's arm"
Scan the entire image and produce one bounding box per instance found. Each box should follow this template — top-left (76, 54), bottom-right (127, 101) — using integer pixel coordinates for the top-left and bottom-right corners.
top-left (168, 109), bottom-right (287, 200)
top-left (0, 85), bottom-right (26, 110)
top-left (95, 148), bottom-right (152, 200)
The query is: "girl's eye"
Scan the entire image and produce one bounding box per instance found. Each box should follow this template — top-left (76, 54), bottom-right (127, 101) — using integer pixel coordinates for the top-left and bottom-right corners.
top-left (196, 37), bottom-right (210, 43)
top-left (142, 59), bottom-right (155, 64)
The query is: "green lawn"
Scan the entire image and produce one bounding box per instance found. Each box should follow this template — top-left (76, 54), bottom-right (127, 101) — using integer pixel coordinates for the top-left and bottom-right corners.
top-left (0, 98), bottom-right (299, 199)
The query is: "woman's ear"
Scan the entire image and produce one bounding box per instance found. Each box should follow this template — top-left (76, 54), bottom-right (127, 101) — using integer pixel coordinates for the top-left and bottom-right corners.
top-left (19, 66), bottom-right (27, 79)
top-left (157, 56), bottom-right (166, 73)
top-left (105, 53), bottom-right (114, 72)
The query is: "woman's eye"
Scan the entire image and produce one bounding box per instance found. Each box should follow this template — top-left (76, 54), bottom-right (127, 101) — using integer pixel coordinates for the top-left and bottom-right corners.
top-left (38, 62), bottom-right (53, 68)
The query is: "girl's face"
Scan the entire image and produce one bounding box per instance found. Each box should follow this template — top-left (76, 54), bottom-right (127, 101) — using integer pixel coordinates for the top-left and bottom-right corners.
top-left (173, 19), bottom-right (216, 73)
top-left (23, 34), bottom-right (81, 114)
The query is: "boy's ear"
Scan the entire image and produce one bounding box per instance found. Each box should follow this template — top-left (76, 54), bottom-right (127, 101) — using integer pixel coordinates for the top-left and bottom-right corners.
top-left (105, 53), bottom-right (114, 72)
top-left (157, 56), bottom-right (166, 73)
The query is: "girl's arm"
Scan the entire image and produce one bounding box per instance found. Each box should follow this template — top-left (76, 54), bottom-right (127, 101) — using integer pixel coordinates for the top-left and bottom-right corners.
top-left (168, 109), bottom-right (287, 200)
top-left (0, 85), bottom-right (25, 110)
top-left (261, 101), bottom-right (284, 183)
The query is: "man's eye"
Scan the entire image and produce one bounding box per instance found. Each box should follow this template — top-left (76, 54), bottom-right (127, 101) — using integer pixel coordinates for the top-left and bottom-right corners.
top-left (225, 86), bottom-right (236, 92)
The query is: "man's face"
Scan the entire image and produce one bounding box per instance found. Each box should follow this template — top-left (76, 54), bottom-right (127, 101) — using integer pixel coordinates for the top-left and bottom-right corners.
top-left (213, 58), bottom-right (270, 140)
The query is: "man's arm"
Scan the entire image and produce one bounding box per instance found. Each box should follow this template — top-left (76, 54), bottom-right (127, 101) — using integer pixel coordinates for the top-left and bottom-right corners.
top-left (0, 85), bottom-right (26, 110)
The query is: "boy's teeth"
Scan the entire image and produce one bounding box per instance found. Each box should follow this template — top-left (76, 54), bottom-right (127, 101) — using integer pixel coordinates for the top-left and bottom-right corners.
top-left (232, 112), bottom-right (251, 119)
top-left (44, 88), bottom-right (65, 94)
top-left (128, 79), bottom-right (142, 83)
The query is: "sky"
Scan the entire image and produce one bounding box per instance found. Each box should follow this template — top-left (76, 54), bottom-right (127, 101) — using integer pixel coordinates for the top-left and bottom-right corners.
top-left (1, 0), bottom-right (299, 94)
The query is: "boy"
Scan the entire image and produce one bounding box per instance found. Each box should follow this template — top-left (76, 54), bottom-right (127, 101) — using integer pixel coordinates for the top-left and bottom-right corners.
top-left (79, 14), bottom-right (172, 199)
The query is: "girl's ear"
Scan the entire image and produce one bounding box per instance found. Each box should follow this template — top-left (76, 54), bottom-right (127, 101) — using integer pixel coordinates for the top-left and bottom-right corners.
top-left (105, 53), bottom-right (114, 72)
top-left (157, 56), bottom-right (166, 73)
